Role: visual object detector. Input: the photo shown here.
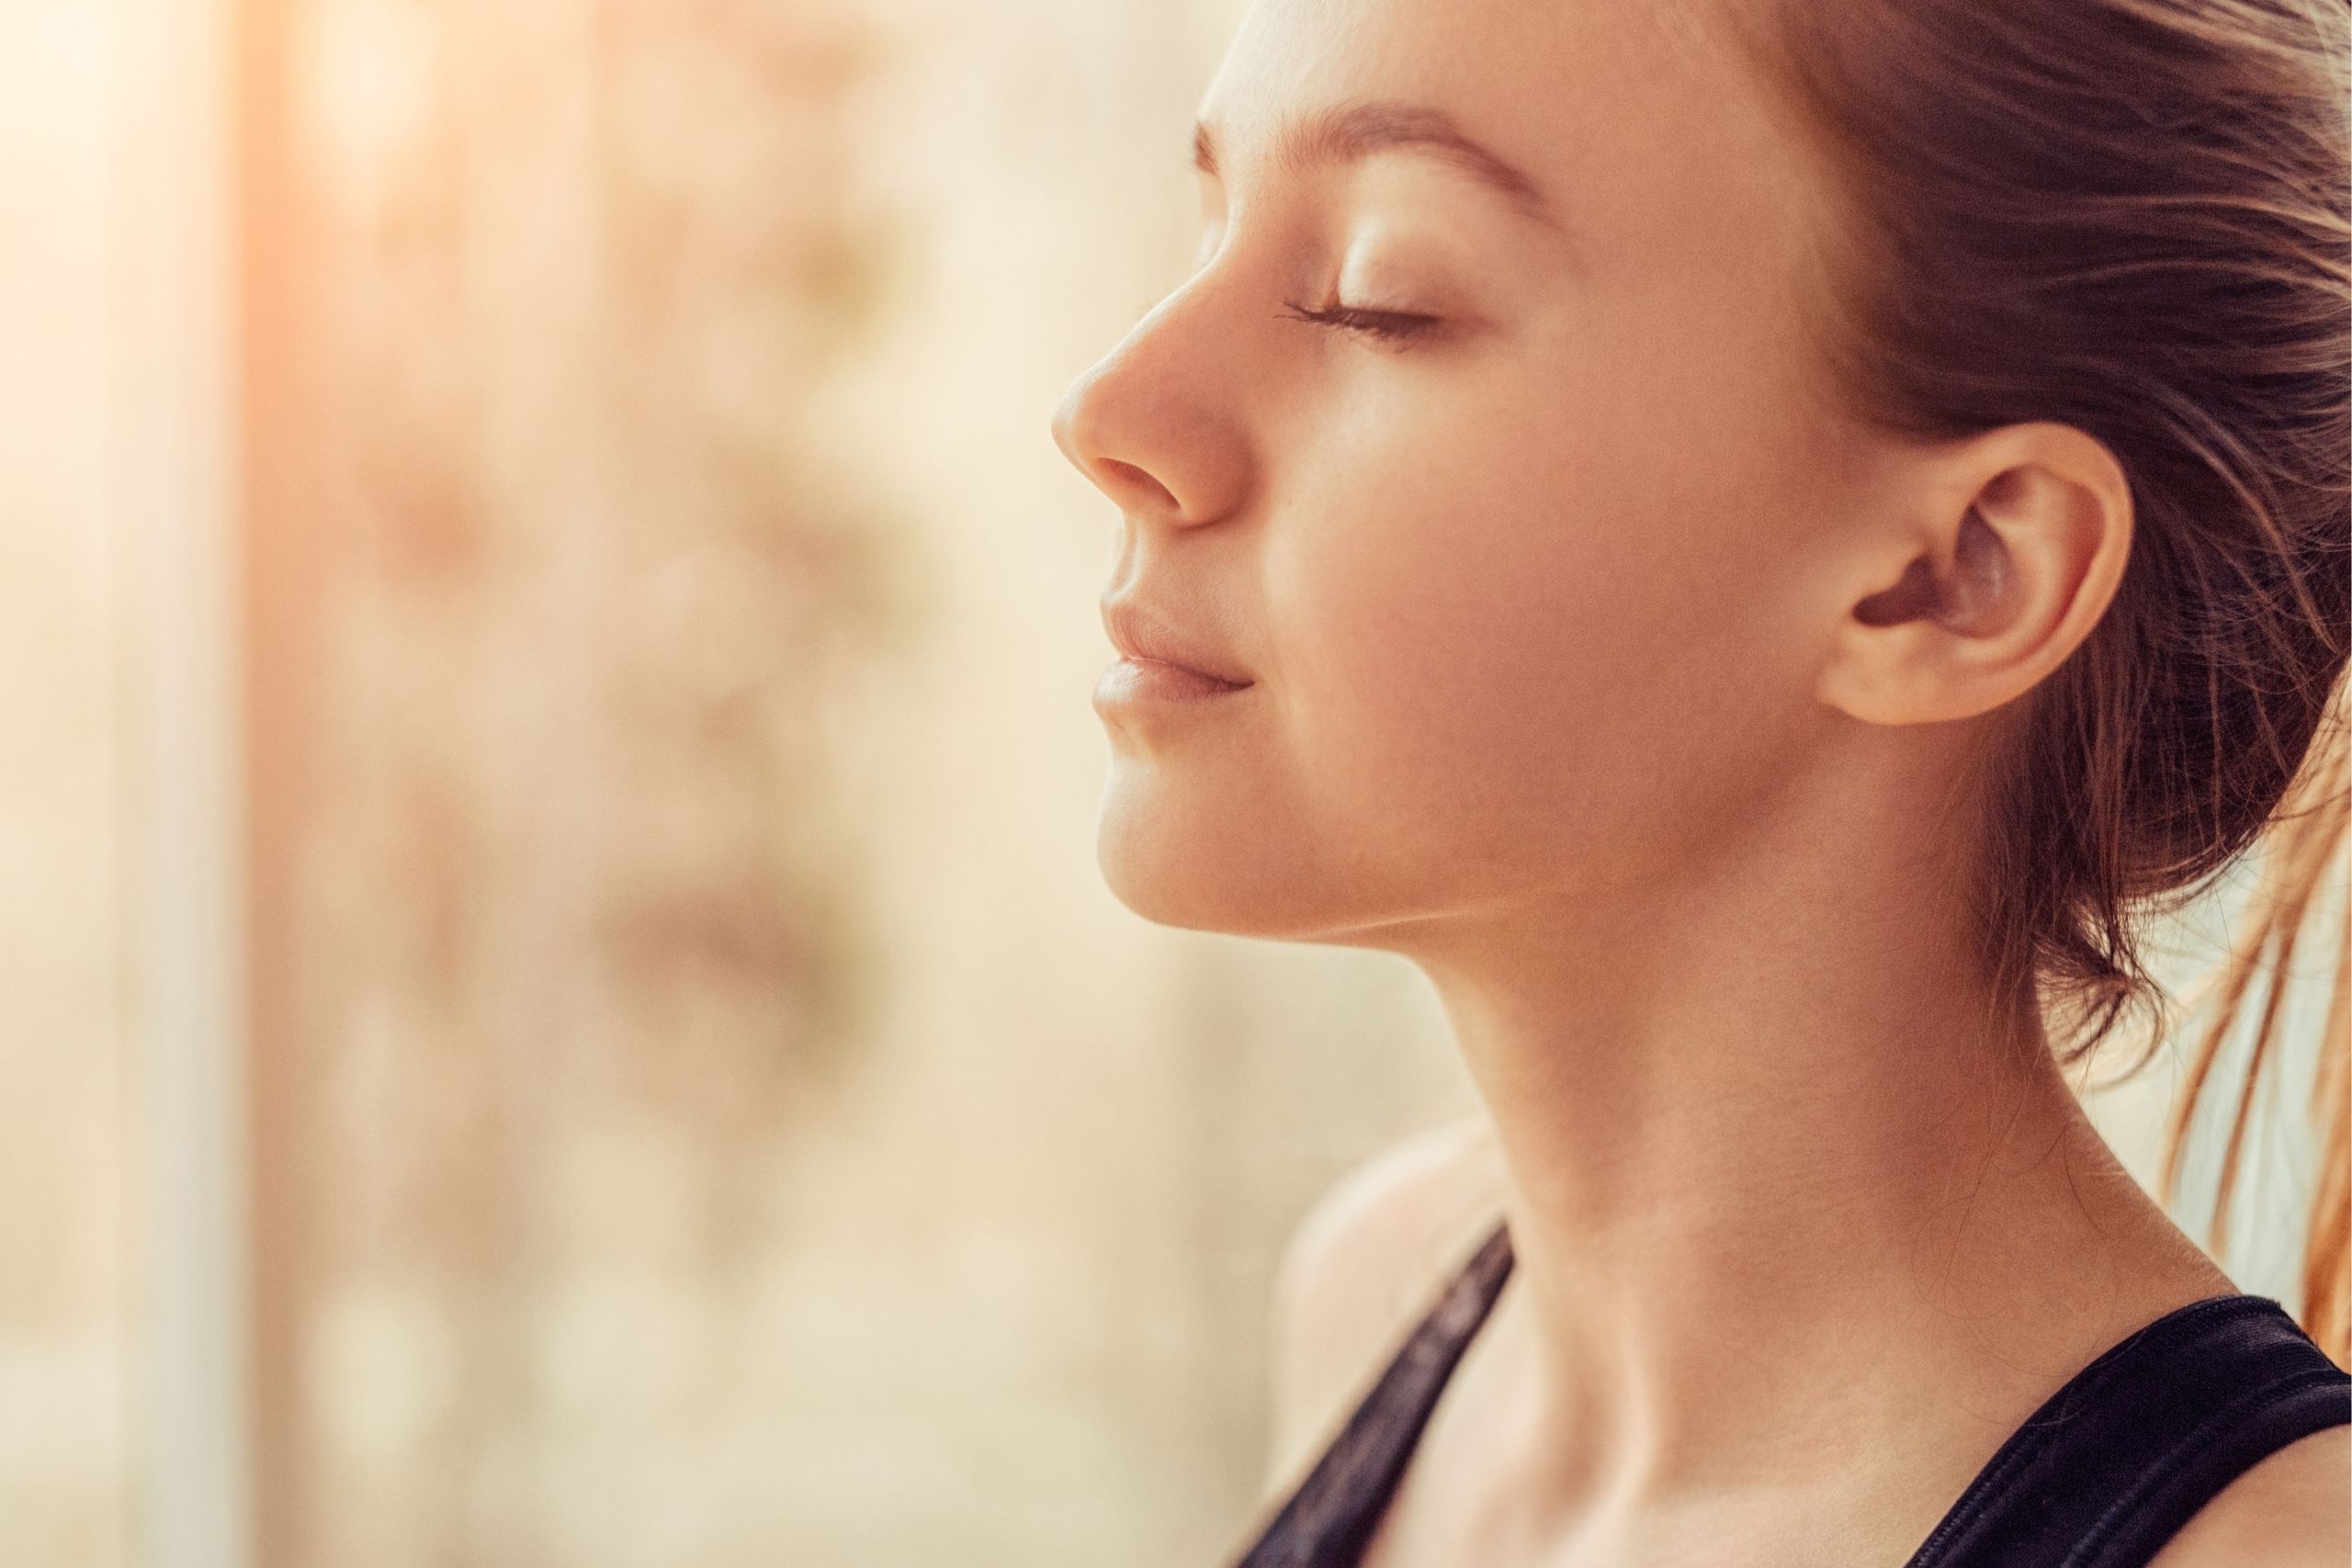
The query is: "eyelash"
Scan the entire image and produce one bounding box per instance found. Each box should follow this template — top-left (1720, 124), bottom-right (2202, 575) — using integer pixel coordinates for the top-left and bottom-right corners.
top-left (1281, 300), bottom-right (1444, 346)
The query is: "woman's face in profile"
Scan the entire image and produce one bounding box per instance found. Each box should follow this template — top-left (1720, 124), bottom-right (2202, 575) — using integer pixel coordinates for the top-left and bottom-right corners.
top-left (1053, 0), bottom-right (1894, 946)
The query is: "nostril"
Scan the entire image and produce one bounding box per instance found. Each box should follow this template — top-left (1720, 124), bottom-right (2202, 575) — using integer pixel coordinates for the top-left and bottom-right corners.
top-left (1099, 457), bottom-right (1179, 512)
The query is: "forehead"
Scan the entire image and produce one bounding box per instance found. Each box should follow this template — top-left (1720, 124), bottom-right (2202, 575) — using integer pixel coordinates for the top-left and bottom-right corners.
top-left (1200, 0), bottom-right (1825, 274)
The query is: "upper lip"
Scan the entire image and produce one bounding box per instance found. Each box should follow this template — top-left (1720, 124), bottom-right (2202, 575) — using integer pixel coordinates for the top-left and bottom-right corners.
top-left (1101, 597), bottom-right (1254, 686)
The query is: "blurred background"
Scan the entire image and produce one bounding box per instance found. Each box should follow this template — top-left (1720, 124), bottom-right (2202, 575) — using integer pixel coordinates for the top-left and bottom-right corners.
top-left (2, 1), bottom-right (2341, 1565)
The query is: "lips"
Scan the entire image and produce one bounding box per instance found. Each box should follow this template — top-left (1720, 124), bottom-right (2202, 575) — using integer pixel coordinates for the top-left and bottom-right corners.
top-left (1100, 597), bottom-right (1254, 687)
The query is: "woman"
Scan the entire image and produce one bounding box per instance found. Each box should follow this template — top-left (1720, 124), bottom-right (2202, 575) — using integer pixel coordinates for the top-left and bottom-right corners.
top-left (1050, 0), bottom-right (2350, 1562)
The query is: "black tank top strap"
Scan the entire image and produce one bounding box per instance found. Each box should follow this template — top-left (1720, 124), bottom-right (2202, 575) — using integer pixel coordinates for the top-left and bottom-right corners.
top-left (1903, 1291), bottom-right (2352, 1568)
top-left (1222, 1216), bottom-right (2351, 1568)
top-left (1228, 1215), bottom-right (1514, 1568)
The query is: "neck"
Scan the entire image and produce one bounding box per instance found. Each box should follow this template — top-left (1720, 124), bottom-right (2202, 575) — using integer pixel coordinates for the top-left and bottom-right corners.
top-left (1395, 764), bottom-right (2229, 1529)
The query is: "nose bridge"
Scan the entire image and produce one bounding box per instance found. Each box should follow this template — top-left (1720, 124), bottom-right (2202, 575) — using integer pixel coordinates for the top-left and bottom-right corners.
top-left (1051, 272), bottom-right (1252, 525)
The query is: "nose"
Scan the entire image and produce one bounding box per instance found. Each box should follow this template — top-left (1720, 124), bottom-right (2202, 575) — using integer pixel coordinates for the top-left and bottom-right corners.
top-left (1049, 288), bottom-right (1252, 528)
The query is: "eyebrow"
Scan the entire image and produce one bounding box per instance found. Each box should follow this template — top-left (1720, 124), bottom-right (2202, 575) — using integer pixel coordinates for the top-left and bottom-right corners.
top-left (1192, 98), bottom-right (1564, 232)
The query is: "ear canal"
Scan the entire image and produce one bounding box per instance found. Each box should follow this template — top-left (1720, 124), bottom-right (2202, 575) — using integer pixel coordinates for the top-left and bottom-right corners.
top-left (1853, 557), bottom-right (1931, 627)
top-left (1851, 506), bottom-right (2009, 631)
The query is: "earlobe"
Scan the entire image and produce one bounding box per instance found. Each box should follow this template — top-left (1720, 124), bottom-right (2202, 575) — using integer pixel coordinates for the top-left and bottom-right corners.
top-left (1818, 424), bottom-right (2132, 728)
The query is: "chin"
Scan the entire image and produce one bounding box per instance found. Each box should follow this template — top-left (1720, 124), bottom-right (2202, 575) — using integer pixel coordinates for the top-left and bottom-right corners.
top-left (1095, 778), bottom-right (1297, 937)
top-left (1092, 773), bottom-right (1395, 942)
top-left (1096, 794), bottom-right (1247, 932)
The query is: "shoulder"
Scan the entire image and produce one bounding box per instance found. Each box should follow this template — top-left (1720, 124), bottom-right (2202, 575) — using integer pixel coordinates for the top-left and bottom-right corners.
top-left (1261, 1111), bottom-right (1510, 1488)
top-left (2145, 1420), bottom-right (2349, 1568)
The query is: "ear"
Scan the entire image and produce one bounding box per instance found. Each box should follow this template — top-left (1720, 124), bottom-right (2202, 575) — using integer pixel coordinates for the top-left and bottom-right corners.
top-left (1817, 422), bottom-right (2132, 727)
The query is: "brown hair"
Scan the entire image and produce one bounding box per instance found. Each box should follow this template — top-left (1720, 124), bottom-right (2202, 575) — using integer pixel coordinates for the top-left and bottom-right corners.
top-left (2157, 694), bottom-right (2347, 1357)
top-left (1725, 0), bottom-right (2350, 1356)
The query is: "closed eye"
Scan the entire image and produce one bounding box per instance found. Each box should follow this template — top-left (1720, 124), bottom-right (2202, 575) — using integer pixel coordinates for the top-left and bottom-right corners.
top-left (1281, 300), bottom-right (1444, 346)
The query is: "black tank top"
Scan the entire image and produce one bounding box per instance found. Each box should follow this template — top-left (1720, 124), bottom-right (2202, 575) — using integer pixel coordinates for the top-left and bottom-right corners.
top-left (1226, 1218), bottom-right (2351, 1568)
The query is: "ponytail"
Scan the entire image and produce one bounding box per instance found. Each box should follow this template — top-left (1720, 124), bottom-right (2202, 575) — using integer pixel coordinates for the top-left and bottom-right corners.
top-left (2158, 684), bottom-right (2349, 1367)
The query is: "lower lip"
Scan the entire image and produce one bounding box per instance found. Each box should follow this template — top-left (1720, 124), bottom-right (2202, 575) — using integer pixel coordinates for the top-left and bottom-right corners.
top-left (1093, 657), bottom-right (1253, 706)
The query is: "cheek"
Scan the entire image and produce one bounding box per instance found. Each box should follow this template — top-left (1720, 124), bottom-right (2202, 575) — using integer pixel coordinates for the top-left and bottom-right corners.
top-left (1266, 398), bottom-right (1804, 857)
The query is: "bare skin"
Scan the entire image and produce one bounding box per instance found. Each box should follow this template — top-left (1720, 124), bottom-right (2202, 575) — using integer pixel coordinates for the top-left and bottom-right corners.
top-left (1048, 0), bottom-right (2351, 1561)
top-left (1267, 1116), bottom-right (2344, 1567)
